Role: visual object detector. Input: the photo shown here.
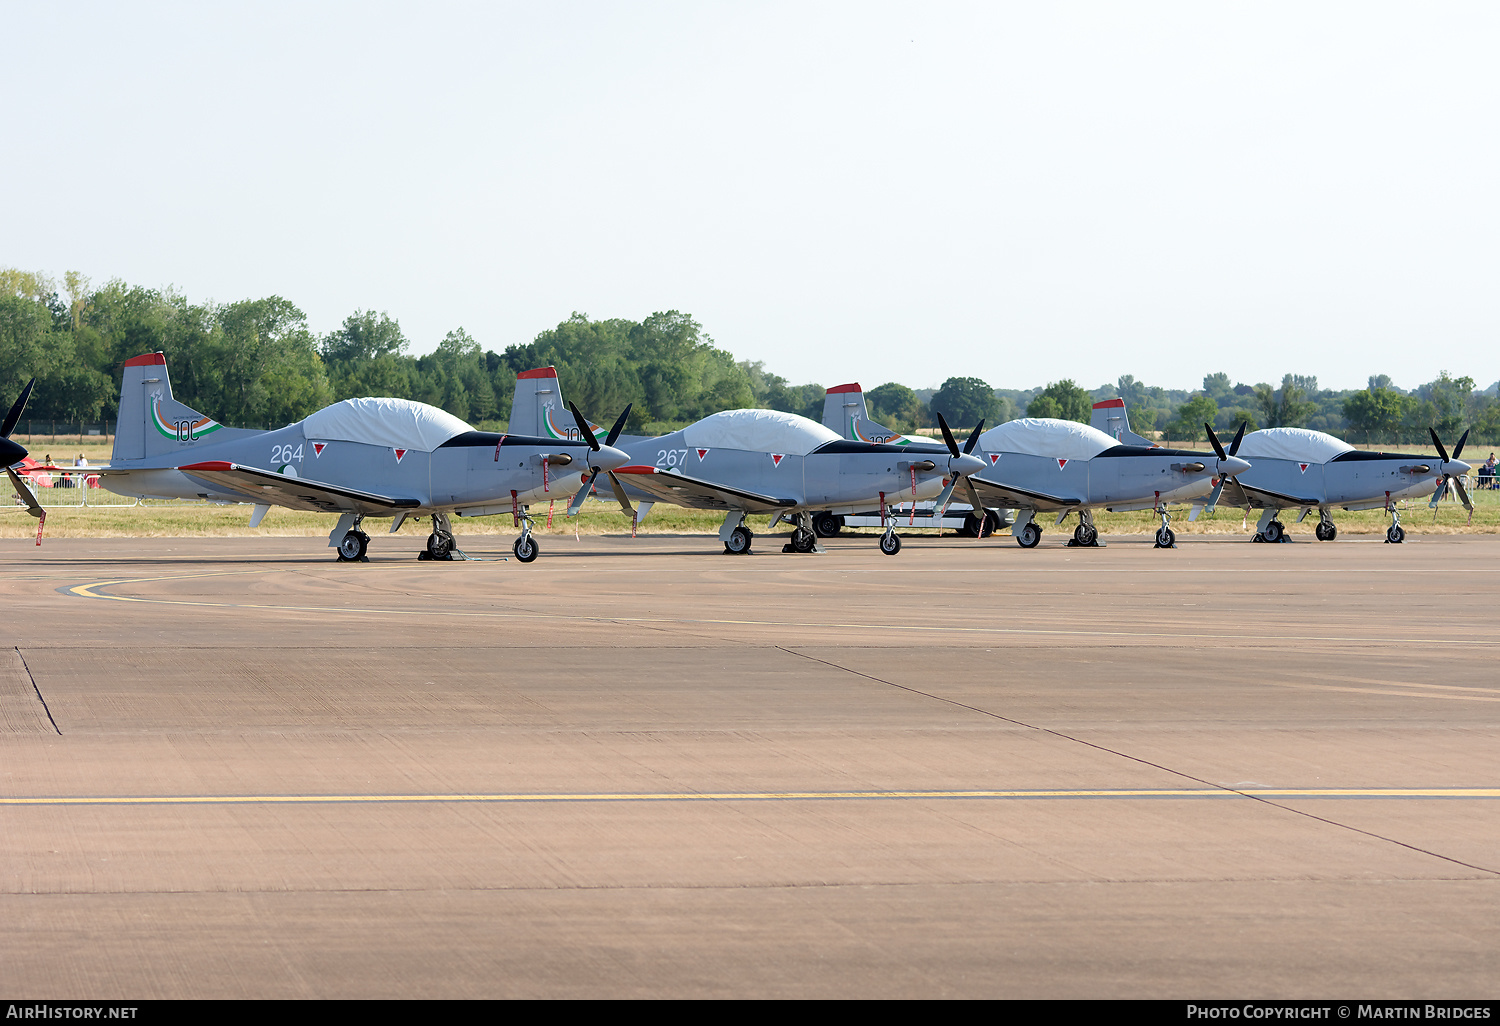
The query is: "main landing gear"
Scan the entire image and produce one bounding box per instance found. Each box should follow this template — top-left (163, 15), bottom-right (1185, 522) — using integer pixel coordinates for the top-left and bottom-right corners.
top-left (1314, 510), bottom-right (1338, 542)
top-left (781, 512), bottom-right (824, 554)
top-left (417, 512), bottom-right (477, 561)
top-left (336, 522), bottom-right (370, 562)
top-left (1252, 508), bottom-right (1289, 543)
top-left (1013, 511), bottom-right (1041, 548)
top-left (1066, 510), bottom-right (1101, 547)
top-left (720, 512), bottom-right (755, 554)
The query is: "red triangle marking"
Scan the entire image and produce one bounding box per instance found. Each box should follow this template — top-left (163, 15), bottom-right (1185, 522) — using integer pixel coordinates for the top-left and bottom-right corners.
top-left (989, 453), bottom-right (1001, 465)
top-left (312, 442), bottom-right (325, 457)
top-left (1299, 463), bottom-right (1309, 473)
top-left (697, 448), bottom-right (709, 461)
top-left (1057, 458), bottom-right (1068, 470)
top-left (394, 448), bottom-right (407, 463)
top-left (770, 453), bottom-right (784, 466)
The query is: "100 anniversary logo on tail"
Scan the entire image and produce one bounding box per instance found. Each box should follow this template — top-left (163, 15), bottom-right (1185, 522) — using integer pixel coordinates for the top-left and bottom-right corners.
top-left (151, 397), bottom-right (222, 442)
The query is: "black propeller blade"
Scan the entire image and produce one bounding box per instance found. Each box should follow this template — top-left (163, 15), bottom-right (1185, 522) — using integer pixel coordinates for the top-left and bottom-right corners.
top-left (604, 403), bottom-right (632, 448)
top-left (568, 401), bottom-right (600, 451)
top-left (1, 377), bottom-right (36, 469)
top-left (935, 412), bottom-right (960, 459)
top-left (1, 378), bottom-right (36, 442)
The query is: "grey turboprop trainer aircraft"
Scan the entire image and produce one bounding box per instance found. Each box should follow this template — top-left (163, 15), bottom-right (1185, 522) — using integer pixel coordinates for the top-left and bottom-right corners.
top-left (963, 412), bottom-right (1252, 548)
top-left (89, 352), bottom-right (630, 562)
top-left (1193, 425), bottom-right (1473, 544)
top-left (602, 407), bottom-right (989, 555)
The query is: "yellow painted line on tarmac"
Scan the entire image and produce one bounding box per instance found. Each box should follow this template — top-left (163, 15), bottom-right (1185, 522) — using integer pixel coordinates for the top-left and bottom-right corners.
top-left (4, 788), bottom-right (1499, 807)
top-left (58, 574), bottom-right (1500, 649)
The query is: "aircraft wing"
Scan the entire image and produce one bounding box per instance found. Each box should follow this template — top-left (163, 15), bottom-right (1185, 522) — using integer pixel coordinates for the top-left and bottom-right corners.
top-left (1217, 477), bottom-right (1319, 510)
top-left (967, 475), bottom-right (1083, 511)
top-left (177, 461), bottom-right (423, 514)
top-left (611, 465), bottom-right (798, 513)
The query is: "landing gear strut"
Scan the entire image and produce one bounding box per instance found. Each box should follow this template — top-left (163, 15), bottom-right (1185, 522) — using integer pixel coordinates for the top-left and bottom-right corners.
top-left (721, 512), bottom-right (754, 554)
top-left (1153, 503), bottom-right (1175, 549)
top-left (418, 512), bottom-right (471, 561)
top-left (1252, 508), bottom-right (1288, 543)
top-left (1067, 510), bottom-right (1101, 547)
top-left (1385, 500), bottom-right (1405, 544)
top-left (336, 516), bottom-right (370, 562)
top-left (783, 512), bottom-right (824, 553)
top-left (1014, 511), bottom-right (1041, 548)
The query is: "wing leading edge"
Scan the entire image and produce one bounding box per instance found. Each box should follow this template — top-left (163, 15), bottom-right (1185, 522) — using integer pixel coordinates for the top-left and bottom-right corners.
top-left (178, 462), bottom-right (422, 514)
top-left (611, 466), bottom-right (797, 513)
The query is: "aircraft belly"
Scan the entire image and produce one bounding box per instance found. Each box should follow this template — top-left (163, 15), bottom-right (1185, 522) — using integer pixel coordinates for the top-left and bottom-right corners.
top-left (100, 468), bottom-right (203, 501)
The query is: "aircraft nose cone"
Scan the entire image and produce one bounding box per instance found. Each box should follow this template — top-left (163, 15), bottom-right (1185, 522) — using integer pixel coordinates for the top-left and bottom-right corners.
top-left (593, 444), bottom-right (630, 472)
top-left (953, 453), bottom-right (986, 476)
top-left (1223, 456), bottom-right (1251, 477)
top-left (0, 436), bottom-right (26, 468)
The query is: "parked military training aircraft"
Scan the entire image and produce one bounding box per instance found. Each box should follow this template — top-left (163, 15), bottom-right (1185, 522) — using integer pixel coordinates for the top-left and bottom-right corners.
top-left (1095, 402), bottom-right (1474, 543)
top-left (84, 352), bottom-right (630, 562)
top-left (965, 399), bottom-right (1252, 548)
top-left (601, 406), bottom-right (989, 555)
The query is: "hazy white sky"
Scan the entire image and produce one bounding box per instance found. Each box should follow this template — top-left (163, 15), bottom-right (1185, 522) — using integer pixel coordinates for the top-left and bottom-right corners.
top-left (4, 2), bottom-right (1498, 392)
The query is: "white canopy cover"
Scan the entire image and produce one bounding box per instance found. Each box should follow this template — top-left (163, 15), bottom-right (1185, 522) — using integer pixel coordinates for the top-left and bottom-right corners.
top-left (1235, 427), bottom-right (1354, 464)
top-left (300, 397), bottom-right (474, 453)
top-left (978, 418), bottom-right (1118, 461)
top-left (683, 409), bottom-right (840, 457)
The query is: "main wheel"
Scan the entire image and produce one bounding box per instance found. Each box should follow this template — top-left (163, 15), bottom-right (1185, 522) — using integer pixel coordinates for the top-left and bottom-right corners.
top-left (1387, 524), bottom-right (1405, 544)
top-left (812, 512), bottom-right (842, 537)
top-left (879, 531), bottom-right (902, 555)
top-left (513, 534), bottom-right (538, 562)
top-left (1315, 521), bottom-right (1337, 542)
top-left (1017, 522), bottom-right (1041, 548)
top-left (336, 530), bottom-right (368, 562)
top-left (725, 526), bottom-right (752, 554)
top-left (1155, 526), bottom-right (1175, 548)
top-left (791, 529), bottom-right (816, 553)
top-left (1262, 520), bottom-right (1284, 543)
top-left (1073, 523), bottom-right (1098, 546)
top-left (426, 532), bottom-right (453, 560)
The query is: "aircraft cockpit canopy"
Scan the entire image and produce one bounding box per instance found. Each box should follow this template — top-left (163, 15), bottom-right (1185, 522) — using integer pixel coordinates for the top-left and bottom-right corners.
top-left (1236, 427), bottom-right (1354, 463)
top-left (683, 409), bottom-right (841, 456)
top-left (300, 398), bottom-right (475, 452)
top-left (978, 418), bottom-right (1118, 461)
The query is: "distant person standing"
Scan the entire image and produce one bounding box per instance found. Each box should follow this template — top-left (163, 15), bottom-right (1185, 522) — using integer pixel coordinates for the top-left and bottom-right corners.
top-left (1483, 453), bottom-right (1497, 490)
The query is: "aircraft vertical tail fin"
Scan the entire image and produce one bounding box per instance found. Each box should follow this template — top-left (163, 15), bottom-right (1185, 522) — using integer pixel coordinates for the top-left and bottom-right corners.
top-left (1091, 398), bottom-right (1156, 447)
top-left (509, 366), bottom-right (567, 439)
top-left (824, 382), bottom-right (907, 444)
top-left (113, 353), bottom-right (230, 462)
top-left (824, 383), bottom-right (869, 436)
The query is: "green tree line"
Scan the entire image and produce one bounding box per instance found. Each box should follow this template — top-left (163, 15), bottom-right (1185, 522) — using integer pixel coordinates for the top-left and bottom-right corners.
top-left (4, 268), bottom-right (1497, 445)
